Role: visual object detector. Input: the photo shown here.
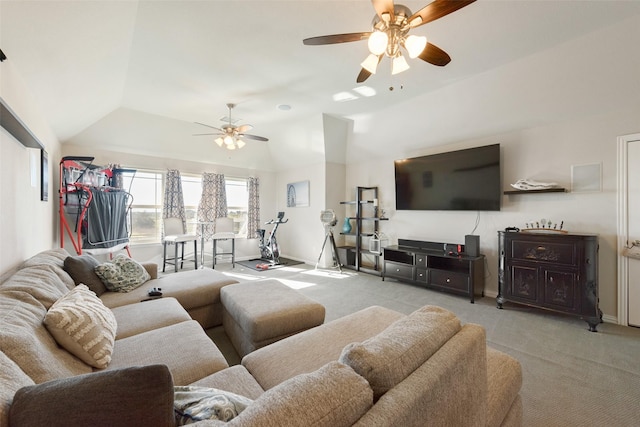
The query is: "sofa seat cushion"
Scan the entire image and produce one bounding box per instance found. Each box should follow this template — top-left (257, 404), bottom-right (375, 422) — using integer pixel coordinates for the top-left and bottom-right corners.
top-left (0, 290), bottom-right (92, 383)
top-left (63, 254), bottom-right (108, 296)
top-left (9, 365), bottom-right (175, 427)
top-left (99, 269), bottom-right (238, 328)
top-left (339, 305), bottom-right (461, 399)
top-left (107, 320), bottom-right (229, 386)
top-left (191, 365), bottom-right (265, 400)
top-left (94, 255), bottom-right (151, 292)
top-left (486, 346), bottom-right (523, 427)
top-left (1, 351), bottom-right (35, 427)
top-left (224, 362), bottom-right (373, 427)
top-left (242, 305), bottom-right (404, 390)
top-left (44, 285), bottom-right (117, 369)
top-left (111, 297), bottom-right (191, 339)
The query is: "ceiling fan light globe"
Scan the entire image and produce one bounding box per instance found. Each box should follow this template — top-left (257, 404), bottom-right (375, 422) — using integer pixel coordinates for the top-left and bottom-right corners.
top-left (368, 31), bottom-right (388, 55)
top-left (392, 55), bottom-right (410, 75)
top-left (405, 35), bottom-right (427, 59)
top-left (227, 144), bottom-right (236, 150)
top-left (361, 54), bottom-right (379, 74)
top-left (237, 139), bottom-right (246, 149)
top-left (215, 137), bottom-right (224, 147)
top-left (223, 135), bottom-right (234, 145)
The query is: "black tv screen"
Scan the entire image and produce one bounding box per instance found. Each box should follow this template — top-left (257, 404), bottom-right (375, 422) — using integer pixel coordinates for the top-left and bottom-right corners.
top-left (395, 144), bottom-right (501, 211)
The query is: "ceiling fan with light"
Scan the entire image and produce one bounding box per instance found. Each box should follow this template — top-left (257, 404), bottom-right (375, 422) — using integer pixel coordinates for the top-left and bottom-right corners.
top-left (194, 103), bottom-right (269, 150)
top-left (303, 0), bottom-right (476, 83)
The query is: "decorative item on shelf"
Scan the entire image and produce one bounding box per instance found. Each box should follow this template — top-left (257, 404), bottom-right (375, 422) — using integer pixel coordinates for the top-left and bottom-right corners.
top-left (510, 179), bottom-right (560, 191)
top-left (369, 231), bottom-right (389, 255)
top-left (342, 217), bottom-right (352, 234)
top-left (523, 219), bottom-right (567, 233)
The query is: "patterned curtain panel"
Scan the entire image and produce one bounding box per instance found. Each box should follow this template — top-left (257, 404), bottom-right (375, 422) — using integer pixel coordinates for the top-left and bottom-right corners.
top-left (163, 169), bottom-right (186, 235)
top-left (247, 177), bottom-right (260, 239)
top-left (197, 173), bottom-right (228, 240)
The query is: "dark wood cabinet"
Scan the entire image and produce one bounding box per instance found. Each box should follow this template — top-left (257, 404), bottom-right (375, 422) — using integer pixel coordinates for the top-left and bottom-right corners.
top-left (383, 239), bottom-right (485, 303)
top-left (497, 231), bottom-right (601, 331)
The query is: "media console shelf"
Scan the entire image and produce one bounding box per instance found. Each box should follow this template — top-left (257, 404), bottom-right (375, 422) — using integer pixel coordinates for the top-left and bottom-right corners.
top-left (382, 239), bottom-right (485, 303)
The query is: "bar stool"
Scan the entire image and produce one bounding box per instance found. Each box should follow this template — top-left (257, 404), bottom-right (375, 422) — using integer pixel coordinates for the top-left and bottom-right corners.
top-left (212, 217), bottom-right (235, 269)
top-left (162, 217), bottom-right (198, 272)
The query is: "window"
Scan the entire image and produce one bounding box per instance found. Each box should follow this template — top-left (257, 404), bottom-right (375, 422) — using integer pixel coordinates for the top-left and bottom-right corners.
top-left (121, 171), bottom-right (163, 245)
top-left (123, 170), bottom-right (249, 244)
top-left (226, 177), bottom-right (249, 235)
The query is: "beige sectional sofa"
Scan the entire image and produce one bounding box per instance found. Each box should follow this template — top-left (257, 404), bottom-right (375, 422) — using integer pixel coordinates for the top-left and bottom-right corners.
top-left (0, 249), bottom-right (522, 427)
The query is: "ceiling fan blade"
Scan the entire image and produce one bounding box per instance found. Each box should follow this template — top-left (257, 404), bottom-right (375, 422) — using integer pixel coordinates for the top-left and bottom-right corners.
top-left (357, 68), bottom-right (372, 83)
top-left (418, 42), bottom-right (451, 66)
top-left (236, 124), bottom-right (253, 133)
top-left (372, 0), bottom-right (395, 21)
top-left (408, 0), bottom-right (476, 28)
top-left (240, 134), bottom-right (269, 142)
top-left (194, 121), bottom-right (223, 131)
top-left (303, 32), bottom-right (371, 45)
top-left (193, 133), bottom-right (222, 136)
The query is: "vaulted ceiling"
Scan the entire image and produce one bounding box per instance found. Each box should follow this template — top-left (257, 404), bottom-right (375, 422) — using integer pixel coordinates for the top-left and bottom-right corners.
top-left (2, 1), bottom-right (640, 171)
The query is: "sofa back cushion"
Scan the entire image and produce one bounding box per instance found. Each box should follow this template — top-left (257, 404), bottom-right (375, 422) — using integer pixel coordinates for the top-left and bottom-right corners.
top-left (226, 361), bottom-right (373, 427)
top-left (0, 351), bottom-right (35, 427)
top-left (0, 265), bottom-right (74, 310)
top-left (0, 291), bottom-right (92, 383)
top-left (339, 305), bottom-right (461, 399)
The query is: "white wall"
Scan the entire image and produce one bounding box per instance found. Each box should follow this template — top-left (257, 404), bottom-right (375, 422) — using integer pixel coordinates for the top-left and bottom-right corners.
top-left (347, 108), bottom-right (640, 321)
top-left (275, 163), bottom-right (326, 265)
top-left (0, 60), bottom-right (60, 274)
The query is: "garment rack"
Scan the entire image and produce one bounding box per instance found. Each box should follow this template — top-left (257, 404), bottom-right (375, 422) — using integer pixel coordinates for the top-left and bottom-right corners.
top-left (59, 156), bottom-right (135, 256)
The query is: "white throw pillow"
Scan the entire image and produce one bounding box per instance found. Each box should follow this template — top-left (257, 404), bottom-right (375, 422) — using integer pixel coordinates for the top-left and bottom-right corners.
top-left (44, 284), bottom-right (117, 369)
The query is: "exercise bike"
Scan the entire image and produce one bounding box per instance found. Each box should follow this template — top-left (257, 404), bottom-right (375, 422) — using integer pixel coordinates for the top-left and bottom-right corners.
top-left (257, 211), bottom-right (288, 265)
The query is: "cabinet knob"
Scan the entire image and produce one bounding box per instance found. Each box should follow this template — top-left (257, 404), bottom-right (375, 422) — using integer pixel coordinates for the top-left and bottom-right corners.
top-left (446, 278), bottom-right (451, 283)
top-left (396, 268), bottom-right (400, 272)
top-left (536, 246), bottom-right (546, 251)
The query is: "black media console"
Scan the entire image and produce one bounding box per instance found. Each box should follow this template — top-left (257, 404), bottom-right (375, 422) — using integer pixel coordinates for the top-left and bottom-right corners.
top-left (382, 239), bottom-right (485, 303)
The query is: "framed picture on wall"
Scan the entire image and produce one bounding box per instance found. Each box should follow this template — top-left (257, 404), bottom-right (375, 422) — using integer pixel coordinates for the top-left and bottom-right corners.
top-left (40, 149), bottom-right (48, 201)
top-left (286, 180), bottom-right (309, 207)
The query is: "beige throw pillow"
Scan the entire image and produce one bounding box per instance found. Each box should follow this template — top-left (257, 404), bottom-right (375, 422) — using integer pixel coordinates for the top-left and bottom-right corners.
top-left (339, 305), bottom-right (461, 399)
top-left (44, 284), bottom-right (117, 369)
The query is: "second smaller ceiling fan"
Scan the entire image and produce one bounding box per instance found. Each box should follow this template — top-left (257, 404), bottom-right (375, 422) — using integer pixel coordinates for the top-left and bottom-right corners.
top-left (194, 103), bottom-right (269, 150)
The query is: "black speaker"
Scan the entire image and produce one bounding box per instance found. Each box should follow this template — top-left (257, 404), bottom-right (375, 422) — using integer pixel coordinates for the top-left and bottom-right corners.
top-left (465, 235), bottom-right (480, 257)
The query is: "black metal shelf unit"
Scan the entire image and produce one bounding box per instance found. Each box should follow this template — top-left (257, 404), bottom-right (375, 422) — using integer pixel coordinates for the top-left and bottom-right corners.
top-left (338, 186), bottom-right (388, 275)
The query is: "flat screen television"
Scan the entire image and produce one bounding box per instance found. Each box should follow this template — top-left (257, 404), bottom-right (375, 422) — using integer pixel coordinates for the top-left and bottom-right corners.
top-left (394, 144), bottom-right (501, 211)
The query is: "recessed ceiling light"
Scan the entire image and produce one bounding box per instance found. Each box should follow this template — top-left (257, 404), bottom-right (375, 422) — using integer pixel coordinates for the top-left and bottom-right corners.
top-left (277, 104), bottom-right (292, 111)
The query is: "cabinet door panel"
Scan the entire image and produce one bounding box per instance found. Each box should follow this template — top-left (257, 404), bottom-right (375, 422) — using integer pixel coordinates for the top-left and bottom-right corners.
top-left (508, 265), bottom-right (538, 302)
top-left (543, 269), bottom-right (578, 311)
